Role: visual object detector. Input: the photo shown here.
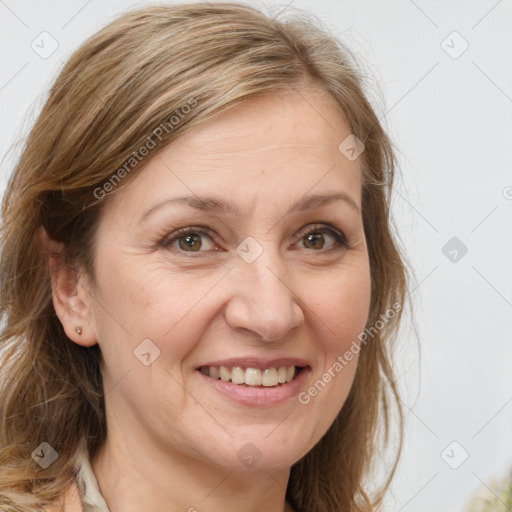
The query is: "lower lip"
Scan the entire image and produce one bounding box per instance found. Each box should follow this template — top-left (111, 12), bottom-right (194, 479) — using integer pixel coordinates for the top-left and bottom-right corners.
top-left (198, 367), bottom-right (310, 407)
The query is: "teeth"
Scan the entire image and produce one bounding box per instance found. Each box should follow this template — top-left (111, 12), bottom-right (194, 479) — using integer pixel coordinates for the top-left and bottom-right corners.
top-left (201, 365), bottom-right (298, 387)
top-left (245, 368), bottom-right (262, 386)
top-left (231, 367), bottom-right (245, 384)
top-left (220, 366), bottom-right (230, 381)
top-left (262, 368), bottom-right (279, 387)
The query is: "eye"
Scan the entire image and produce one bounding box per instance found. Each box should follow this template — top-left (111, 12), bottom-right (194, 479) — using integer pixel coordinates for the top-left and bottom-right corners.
top-left (160, 223), bottom-right (350, 255)
top-left (296, 224), bottom-right (349, 252)
top-left (161, 227), bottom-right (216, 252)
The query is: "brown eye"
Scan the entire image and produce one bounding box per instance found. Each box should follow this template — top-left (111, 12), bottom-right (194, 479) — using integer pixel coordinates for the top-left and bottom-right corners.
top-left (297, 225), bottom-right (349, 251)
top-left (303, 232), bottom-right (326, 250)
top-left (178, 233), bottom-right (202, 251)
top-left (162, 227), bottom-right (216, 252)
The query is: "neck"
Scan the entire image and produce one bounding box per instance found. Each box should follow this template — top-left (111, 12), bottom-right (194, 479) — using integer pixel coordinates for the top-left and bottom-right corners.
top-left (91, 427), bottom-right (295, 512)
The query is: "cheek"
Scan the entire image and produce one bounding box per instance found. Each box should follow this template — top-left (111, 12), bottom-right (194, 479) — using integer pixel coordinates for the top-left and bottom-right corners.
top-left (293, 268), bottom-right (371, 448)
top-left (92, 254), bottom-right (221, 363)
top-left (306, 264), bottom-right (371, 398)
top-left (92, 238), bottom-right (371, 371)
top-left (308, 264), bottom-right (372, 350)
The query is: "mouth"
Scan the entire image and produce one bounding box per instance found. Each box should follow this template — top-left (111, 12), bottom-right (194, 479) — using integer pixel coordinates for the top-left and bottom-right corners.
top-left (197, 365), bottom-right (305, 388)
top-left (194, 357), bottom-right (311, 406)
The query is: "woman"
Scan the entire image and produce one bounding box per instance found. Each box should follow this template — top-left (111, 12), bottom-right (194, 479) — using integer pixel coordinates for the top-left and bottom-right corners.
top-left (0, 3), bottom-right (408, 511)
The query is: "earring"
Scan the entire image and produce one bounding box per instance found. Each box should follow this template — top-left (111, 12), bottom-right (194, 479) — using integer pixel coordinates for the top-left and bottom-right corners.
top-left (75, 326), bottom-right (83, 335)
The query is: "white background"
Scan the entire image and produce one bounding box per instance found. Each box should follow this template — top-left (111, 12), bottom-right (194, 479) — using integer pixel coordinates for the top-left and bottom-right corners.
top-left (1, 1), bottom-right (511, 511)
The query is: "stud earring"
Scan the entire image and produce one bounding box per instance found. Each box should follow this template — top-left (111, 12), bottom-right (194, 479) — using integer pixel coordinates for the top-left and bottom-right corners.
top-left (75, 326), bottom-right (82, 335)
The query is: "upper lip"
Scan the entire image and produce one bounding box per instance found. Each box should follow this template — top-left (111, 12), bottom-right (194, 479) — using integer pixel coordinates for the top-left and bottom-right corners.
top-left (196, 357), bottom-right (310, 370)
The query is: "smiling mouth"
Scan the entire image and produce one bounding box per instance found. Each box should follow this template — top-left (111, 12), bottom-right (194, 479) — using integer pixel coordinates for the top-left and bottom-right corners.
top-left (198, 365), bottom-right (304, 387)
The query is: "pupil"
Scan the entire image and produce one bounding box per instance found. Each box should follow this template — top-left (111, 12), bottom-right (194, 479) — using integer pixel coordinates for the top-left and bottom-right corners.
top-left (179, 234), bottom-right (201, 251)
top-left (305, 233), bottom-right (324, 249)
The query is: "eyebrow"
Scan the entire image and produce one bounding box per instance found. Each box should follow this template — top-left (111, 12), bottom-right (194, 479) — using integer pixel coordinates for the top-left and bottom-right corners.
top-left (140, 191), bottom-right (361, 222)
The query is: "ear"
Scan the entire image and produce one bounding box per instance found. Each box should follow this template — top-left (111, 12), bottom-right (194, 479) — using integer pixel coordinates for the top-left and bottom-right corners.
top-left (38, 227), bottom-right (97, 347)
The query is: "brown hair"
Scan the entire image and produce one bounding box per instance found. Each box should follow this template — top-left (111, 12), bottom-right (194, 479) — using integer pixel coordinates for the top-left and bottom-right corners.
top-left (0, 3), bottom-right (408, 511)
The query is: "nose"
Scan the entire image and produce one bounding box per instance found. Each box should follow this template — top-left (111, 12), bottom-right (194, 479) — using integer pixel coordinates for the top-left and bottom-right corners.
top-left (224, 250), bottom-right (305, 342)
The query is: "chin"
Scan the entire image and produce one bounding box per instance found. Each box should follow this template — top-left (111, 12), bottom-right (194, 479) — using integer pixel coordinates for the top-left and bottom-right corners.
top-left (194, 437), bottom-right (306, 473)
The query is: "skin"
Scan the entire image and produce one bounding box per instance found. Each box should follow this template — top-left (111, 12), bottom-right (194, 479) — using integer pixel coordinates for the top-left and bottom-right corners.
top-left (47, 85), bottom-right (371, 512)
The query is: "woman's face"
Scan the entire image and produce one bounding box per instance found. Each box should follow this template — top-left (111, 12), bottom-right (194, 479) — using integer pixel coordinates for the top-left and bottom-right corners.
top-left (83, 87), bottom-right (371, 471)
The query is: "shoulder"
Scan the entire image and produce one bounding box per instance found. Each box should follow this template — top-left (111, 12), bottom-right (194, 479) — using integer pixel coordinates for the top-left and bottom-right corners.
top-left (44, 480), bottom-right (83, 512)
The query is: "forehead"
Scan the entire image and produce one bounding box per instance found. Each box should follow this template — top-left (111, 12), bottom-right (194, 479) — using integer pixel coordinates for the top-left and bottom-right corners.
top-left (104, 86), bottom-right (362, 218)
top-left (175, 86), bottom-right (352, 159)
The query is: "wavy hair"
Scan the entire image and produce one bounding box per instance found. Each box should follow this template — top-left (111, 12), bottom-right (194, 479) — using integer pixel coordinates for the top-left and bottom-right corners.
top-left (0, 3), bottom-right (409, 511)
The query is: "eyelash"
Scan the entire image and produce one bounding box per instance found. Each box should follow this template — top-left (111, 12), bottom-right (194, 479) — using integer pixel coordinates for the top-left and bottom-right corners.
top-left (160, 224), bottom-right (350, 254)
